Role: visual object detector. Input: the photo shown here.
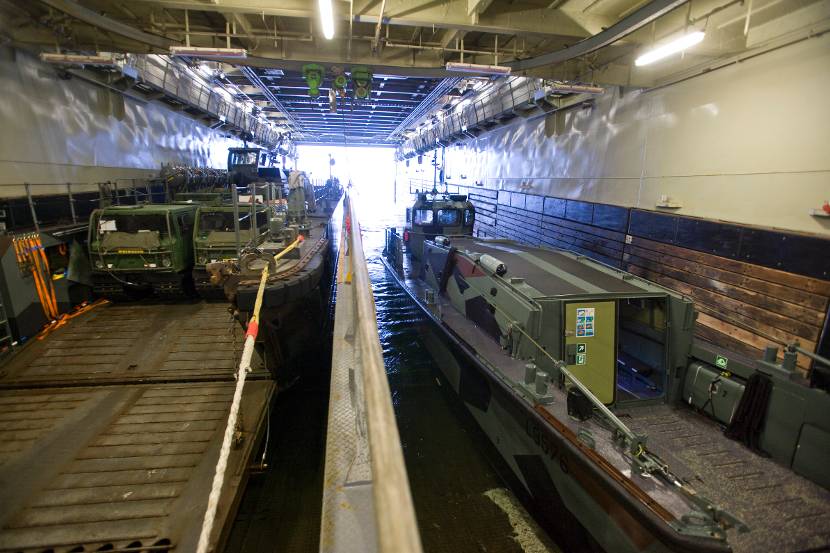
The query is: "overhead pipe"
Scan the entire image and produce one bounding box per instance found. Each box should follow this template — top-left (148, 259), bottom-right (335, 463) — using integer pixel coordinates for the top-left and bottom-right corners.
top-left (507, 0), bottom-right (689, 71)
top-left (372, 0), bottom-right (387, 53)
top-left (239, 66), bottom-right (304, 135)
top-left (40, 0), bottom-right (174, 49)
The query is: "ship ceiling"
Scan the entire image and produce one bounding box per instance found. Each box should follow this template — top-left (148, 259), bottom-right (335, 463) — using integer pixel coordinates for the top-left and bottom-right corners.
top-left (1, 0), bottom-right (827, 145)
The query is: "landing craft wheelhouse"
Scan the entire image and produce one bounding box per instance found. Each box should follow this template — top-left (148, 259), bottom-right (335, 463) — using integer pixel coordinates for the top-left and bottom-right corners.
top-left (394, 191), bottom-right (475, 264)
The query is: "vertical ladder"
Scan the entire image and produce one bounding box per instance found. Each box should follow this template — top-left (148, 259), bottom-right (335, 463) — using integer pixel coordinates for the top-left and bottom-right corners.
top-left (0, 295), bottom-right (14, 358)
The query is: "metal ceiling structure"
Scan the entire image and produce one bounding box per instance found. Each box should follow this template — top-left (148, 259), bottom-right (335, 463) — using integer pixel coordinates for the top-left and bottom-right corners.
top-left (227, 68), bottom-right (447, 144)
top-left (1, 0), bottom-right (827, 146)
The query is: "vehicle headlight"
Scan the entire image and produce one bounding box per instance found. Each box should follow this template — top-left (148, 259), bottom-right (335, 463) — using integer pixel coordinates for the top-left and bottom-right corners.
top-left (161, 256), bottom-right (172, 268)
top-left (94, 260), bottom-right (103, 269)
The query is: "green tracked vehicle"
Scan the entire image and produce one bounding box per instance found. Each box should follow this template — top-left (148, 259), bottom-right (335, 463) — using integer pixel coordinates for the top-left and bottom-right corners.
top-left (88, 203), bottom-right (198, 299)
top-left (192, 202), bottom-right (283, 295)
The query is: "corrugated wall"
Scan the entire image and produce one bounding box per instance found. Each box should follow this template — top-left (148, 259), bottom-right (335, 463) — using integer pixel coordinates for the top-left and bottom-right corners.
top-left (0, 47), bottom-right (241, 197)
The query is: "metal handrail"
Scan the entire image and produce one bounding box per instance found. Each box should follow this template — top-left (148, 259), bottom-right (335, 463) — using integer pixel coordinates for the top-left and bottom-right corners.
top-left (396, 77), bottom-right (547, 158)
top-left (127, 55), bottom-right (285, 149)
top-left (0, 170), bottom-right (228, 233)
top-left (343, 192), bottom-right (423, 553)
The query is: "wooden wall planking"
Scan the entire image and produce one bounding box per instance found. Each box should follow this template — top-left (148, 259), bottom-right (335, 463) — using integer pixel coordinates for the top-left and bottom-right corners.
top-left (468, 189), bottom-right (830, 369)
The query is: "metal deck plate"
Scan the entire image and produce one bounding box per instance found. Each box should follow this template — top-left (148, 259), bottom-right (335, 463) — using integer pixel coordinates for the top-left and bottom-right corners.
top-left (397, 256), bottom-right (830, 553)
top-left (623, 405), bottom-right (830, 553)
top-left (0, 380), bottom-right (273, 553)
top-left (319, 279), bottom-right (378, 553)
top-left (0, 302), bottom-right (268, 388)
top-left (451, 238), bottom-right (643, 296)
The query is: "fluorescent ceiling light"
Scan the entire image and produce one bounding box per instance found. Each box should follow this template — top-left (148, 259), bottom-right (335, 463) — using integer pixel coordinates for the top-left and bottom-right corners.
top-left (169, 46), bottom-right (247, 59)
top-left (318, 0), bottom-right (334, 40)
top-left (446, 62), bottom-right (511, 76)
top-left (635, 31), bottom-right (705, 66)
top-left (40, 52), bottom-right (119, 67)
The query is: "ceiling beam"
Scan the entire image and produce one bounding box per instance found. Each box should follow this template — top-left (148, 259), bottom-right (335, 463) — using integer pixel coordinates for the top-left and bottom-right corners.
top-left (467, 0), bottom-right (494, 24)
top-left (125, 0), bottom-right (601, 39)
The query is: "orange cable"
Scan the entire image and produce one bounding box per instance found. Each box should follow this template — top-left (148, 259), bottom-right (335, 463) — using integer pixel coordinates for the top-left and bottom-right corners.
top-left (35, 235), bottom-right (59, 318)
top-left (26, 236), bottom-right (57, 320)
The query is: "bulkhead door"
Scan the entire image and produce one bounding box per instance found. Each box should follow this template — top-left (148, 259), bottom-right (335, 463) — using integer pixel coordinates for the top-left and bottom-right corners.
top-left (564, 301), bottom-right (616, 405)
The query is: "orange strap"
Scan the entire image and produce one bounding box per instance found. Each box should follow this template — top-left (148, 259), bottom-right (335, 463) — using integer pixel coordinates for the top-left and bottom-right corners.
top-left (36, 299), bottom-right (110, 340)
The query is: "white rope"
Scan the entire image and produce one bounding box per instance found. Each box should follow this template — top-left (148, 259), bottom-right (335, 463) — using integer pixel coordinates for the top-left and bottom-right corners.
top-left (195, 235), bottom-right (303, 553)
top-left (195, 333), bottom-right (255, 553)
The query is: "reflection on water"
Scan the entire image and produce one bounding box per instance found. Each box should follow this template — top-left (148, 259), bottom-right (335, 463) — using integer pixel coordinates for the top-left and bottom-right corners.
top-left (358, 190), bottom-right (555, 553)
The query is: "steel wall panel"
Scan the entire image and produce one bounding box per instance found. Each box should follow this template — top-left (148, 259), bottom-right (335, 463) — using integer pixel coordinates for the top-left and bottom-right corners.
top-left (398, 35), bottom-right (830, 236)
top-left (0, 48), bottom-right (241, 196)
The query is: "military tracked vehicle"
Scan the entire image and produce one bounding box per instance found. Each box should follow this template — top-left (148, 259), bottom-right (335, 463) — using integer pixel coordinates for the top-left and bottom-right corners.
top-left (88, 203), bottom-right (198, 299)
top-left (192, 202), bottom-right (282, 295)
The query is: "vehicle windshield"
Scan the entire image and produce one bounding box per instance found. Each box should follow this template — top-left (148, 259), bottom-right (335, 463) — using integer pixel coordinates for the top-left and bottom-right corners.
top-left (96, 213), bottom-right (169, 237)
top-left (437, 209), bottom-right (460, 226)
top-left (413, 209), bottom-right (434, 225)
top-left (229, 150), bottom-right (260, 166)
top-left (198, 211), bottom-right (266, 234)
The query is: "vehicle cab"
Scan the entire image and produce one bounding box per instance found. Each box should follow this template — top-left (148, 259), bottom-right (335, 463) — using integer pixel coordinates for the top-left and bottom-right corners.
top-left (228, 147), bottom-right (282, 186)
top-left (88, 203), bottom-right (198, 296)
top-left (192, 202), bottom-right (274, 292)
top-left (404, 192), bottom-right (475, 261)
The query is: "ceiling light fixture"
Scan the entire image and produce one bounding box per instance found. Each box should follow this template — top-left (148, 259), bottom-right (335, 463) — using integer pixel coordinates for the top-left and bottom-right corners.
top-left (635, 31), bottom-right (705, 66)
top-left (40, 52), bottom-right (120, 67)
top-left (318, 0), bottom-right (335, 40)
top-left (169, 46), bottom-right (247, 59)
top-left (446, 62), bottom-right (511, 76)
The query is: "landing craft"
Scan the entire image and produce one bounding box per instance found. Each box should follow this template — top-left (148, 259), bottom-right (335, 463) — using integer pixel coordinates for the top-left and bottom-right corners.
top-left (382, 186), bottom-right (830, 553)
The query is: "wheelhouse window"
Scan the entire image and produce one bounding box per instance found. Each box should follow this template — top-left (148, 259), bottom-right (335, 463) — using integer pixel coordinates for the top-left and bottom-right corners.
top-left (437, 209), bottom-right (460, 226)
top-left (229, 150), bottom-right (259, 166)
top-left (413, 209), bottom-right (434, 225)
top-left (464, 209), bottom-right (474, 226)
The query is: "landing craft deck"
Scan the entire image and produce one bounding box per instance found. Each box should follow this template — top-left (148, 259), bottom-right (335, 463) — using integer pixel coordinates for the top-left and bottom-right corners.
top-left (0, 302), bottom-right (275, 553)
top-left (0, 381), bottom-right (273, 552)
top-left (384, 236), bottom-right (830, 553)
top-left (0, 302), bottom-right (270, 387)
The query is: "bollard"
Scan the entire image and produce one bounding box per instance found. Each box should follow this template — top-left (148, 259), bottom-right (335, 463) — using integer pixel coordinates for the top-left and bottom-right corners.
top-left (535, 371), bottom-right (549, 396)
top-left (524, 362), bottom-right (537, 386)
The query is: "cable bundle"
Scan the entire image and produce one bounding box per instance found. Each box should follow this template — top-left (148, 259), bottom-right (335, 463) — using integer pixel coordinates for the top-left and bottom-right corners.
top-left (12, 233), bottom-right (58, 321)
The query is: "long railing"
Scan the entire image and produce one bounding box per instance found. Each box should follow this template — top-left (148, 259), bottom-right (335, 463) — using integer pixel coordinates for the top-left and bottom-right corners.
top-left (324, 192), bottom-right (423, 552)
top-left (396, 77), bottom-right (546, 158)
top-left (0, 170), bottom-right (227, 234)
top-left (0, 180), bottom-right (157, 234)
top-left (125, 55), bottom-right (288, 150)
top-left (397, 77), bottom-right (602, 159)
